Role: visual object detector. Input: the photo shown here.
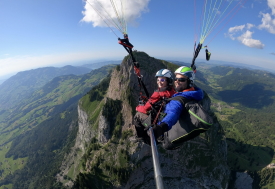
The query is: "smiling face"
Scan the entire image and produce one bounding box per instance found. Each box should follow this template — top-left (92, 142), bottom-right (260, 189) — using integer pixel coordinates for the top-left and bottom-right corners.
top-left (174, 74), bottom-right (189, 92)
top-left (157, 76), bottom-right (168, 89)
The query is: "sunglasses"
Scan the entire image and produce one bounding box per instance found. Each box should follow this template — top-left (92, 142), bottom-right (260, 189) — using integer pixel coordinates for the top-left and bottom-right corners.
top-left (157, 78), bottom-right (166, 82)
top-left (174, 77), bottom-right (188, 82)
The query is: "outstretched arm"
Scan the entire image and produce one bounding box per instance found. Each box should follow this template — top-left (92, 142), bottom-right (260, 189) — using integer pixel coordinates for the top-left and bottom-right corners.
top-left (160, 100), bottom-right (184, 130)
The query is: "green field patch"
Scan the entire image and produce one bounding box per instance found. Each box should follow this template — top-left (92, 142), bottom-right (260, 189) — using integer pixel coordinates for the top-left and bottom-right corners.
top-left (227, 139), bottom-right (273, 172)
top-left (60, 112), bottom-right (66, 119)
top-left (264, 183), bottom-right (275, 189)
top-left (0, 184), bottom-right (12, 189)
top-left (0, 132), bottom-right (14, 145)
top-left (0, 142), bottom-right (27, 180)
top-left (80, 95), bottom-right (101, 115)
top-left (226, 70), bottom-right (233, 76)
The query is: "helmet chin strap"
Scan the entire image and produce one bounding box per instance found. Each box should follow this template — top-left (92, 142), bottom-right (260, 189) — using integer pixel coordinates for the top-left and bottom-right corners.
top-left (188, 79), bottom-right (193, 88)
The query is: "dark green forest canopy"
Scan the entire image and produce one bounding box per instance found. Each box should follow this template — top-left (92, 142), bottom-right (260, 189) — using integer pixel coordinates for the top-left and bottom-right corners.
top-left (195, 65), bottom-right (275, 175)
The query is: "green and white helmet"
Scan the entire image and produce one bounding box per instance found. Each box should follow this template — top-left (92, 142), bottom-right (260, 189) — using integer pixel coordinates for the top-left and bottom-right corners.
top-left (174, 66), bottom-right (195, 86)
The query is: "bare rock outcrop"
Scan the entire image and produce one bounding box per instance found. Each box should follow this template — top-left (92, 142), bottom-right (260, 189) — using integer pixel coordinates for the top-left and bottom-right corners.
top-left (98, 114), bottom-right (110, 143)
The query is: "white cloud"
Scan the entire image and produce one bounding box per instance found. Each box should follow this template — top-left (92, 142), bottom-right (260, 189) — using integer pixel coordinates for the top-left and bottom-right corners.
top-left (267, 0), bottom-right (275, 15)
top-left (81, 0), bottom-right (150, 32)
top-left (228, 25), bottom-right (245, 33)
top-left (258, 12), bottom-right (275, 34)
top-left (228, 25), bottom-right (245, 40)
top-left (246, 23), bottom-right (255, 29)
top-left (228, 24), bottom-right (264, 49)
top-left (237, 30), bottom-right (265, 49)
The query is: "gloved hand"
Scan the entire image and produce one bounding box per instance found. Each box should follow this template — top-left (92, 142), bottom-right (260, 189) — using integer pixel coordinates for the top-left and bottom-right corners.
top-left (136, 105), bottom-right (147, 114)
top-left (145, 123), bottom-right (168, 141)
top-left (118, 38), bottom-right (121, 40)
top-left (152, 123), bottom-right (168, 140)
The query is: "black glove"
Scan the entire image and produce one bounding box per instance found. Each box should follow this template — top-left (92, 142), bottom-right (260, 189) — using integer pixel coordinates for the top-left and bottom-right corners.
top-left (153, 123), bottom-right (168, 139)
top-left (145, 123), bottom-right (168, 141)
top-left (118, 38), bottom-right (121, 40)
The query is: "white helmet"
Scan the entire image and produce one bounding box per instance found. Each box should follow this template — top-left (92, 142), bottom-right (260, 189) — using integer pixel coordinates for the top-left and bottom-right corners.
top-left (174, 66), bottom-right (195, 87)
top-left (155, 69), bottom-right (173, 85)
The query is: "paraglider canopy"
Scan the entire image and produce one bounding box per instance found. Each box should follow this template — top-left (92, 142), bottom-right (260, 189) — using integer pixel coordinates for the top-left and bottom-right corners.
top-left (194, 0), bottom-right (248, 45)
top-left (82, 0), bottom-right (150, 36)
top-left (191, 0), bottom-right (247, 67)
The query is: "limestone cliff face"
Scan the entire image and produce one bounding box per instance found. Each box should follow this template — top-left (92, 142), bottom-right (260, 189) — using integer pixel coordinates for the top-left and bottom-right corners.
top-left (98, 114), bottom-right (110, 143)
top-left (58, 52), bottom-right (230, 188)
top-left (56, 104), bottom-right (97, 187)
top-left (76, 104), bottom-right (97, 150)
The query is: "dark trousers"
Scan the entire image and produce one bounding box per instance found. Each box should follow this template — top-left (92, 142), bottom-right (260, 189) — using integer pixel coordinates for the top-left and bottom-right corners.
top-left (133, 112), bottom-right (150, 144)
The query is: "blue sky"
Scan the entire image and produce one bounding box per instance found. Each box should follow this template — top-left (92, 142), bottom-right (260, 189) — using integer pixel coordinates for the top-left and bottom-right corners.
top-left (0, 0), bottom-right (275, 78)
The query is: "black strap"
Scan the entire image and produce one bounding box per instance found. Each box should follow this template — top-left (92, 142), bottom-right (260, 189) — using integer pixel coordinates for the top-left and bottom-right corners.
top-left (168, 96), bottom-right (191, 106)
top-left (120, 45), bottom-right (149, 98)
top-left (191, 43), bottom-right (202, 70)
top-left (119, 37), bottom-right (149, 98)
top-left (120, 44), bottom-right (137, 63)
top-left (138, 78), bottom-right (149, 98)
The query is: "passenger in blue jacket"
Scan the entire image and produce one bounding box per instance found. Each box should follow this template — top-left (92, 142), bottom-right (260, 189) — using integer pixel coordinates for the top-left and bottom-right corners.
top-left (151, 66), bottom-right (204, 140)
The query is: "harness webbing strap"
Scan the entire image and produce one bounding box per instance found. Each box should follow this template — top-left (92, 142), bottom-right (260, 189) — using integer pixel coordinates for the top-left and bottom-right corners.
top-left (152, 101), bottom-right (165, 125)
top-left (168, 96), bottom-right (191, 108)
top-left (120, 44), bottom-right (137, 63)
top-left (119, 43), bottom-right (150, 98)
top-left (137, 76), bottom-right (149, 98)
top-left (191, 43), bottom-right (203, 70)
top-left (118, 41), bottom-right (133, 49)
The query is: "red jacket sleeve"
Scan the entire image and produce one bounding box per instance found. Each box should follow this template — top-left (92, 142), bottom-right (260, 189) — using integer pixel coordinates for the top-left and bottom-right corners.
top-left (136, 88), bottom-right (176, 114)
top-left (136, 91), bottom-right (161, 114)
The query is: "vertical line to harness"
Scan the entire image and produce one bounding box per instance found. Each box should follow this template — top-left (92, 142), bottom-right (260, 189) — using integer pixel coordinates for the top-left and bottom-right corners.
top-left (201, 0), bottom-right (235, 42)
top-left (204, 0), bottom-right (247, 44)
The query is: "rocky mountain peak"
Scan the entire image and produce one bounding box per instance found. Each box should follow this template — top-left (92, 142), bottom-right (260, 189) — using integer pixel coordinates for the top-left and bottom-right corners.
top-left (59, 52), bottom-right (230, 188)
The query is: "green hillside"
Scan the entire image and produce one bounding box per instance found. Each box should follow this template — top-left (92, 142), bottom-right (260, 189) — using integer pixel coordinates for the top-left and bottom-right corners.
top-left (0, 65), bottom-right (91, 110)
top-left (0, 65), bottom-right (115, 188)
top-left (195, 65), bottom-right (275, 188)
top-left (198, 66), bottom-right (275, 149)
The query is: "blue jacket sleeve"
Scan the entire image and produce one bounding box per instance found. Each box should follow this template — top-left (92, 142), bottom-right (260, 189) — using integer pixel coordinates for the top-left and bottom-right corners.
top-left (159, 100), bottom-right (184, 130)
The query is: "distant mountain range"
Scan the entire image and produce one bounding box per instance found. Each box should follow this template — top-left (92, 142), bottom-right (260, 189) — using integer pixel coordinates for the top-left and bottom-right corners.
top-left (80, 60), bottom-right (121, 70)
top-left (0, 79), bottom-right (5, 85)
top-left (0, 61), bottom-right (121, 85)
top-left (0, 65), bottom-right (91, 110)
top-left (168, 59), bottom-right (275, 73)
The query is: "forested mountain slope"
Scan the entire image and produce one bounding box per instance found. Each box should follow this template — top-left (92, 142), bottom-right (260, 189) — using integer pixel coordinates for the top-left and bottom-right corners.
top-left (0, 65), bottom-right (91, 110)
top-left (196, 65), bottom-right (275, 188)
top-left (0, 65), bottom-right (115, 188)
